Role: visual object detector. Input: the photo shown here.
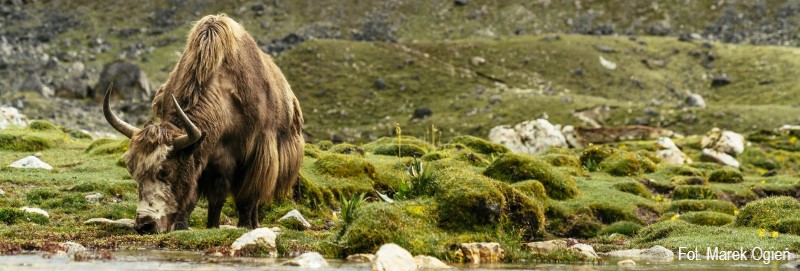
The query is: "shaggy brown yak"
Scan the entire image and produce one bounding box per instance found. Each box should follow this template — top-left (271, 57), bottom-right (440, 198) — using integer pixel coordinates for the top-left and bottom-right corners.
top-left (103, 14), bottom-right (304, 234)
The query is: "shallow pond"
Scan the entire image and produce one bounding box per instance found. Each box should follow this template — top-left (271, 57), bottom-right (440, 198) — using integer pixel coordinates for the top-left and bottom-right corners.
top-left (0, 250), bottom-right (795, 271)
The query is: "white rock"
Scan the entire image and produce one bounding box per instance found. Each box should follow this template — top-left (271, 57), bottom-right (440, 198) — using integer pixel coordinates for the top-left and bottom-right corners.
top-left (282, 252), bottom-right (329, 268)
top-left (10, 156), bottom-right (53, 170)
top-left (604, 245), bottom-right (674, 262)
top-left (524, 239), bottom-right (569, 253)
top-left (20, 207), bottom-right (49, 218)
top-left (231, 227), bottom-right (277, 257)
top-left (685, 93), bottom-right (706, 108)
top-left (372, 243), bottom-right (417, 271)
top-left (278, 209), bottom-right (312, 229)
top-left (347, 253), bottom-right (375, 263)
top-left (0, 106), bottom-right (27, 130)
top-left (701, 128), bottom-right (744, 156)
top-left (700, 148), bottom-right (740, 168)
top-left (85, 192), bottom-right (103, 202)
top-left (60, 241), bottom-right (87, 254)
top-left (0, 188), bottom-right (5, 196)
top-left (561, 125), bottom-right (582, 148)
top-left (568, 243), bottom-right (599, 259)
top-left (471, 56), bottom-right (486, 66)
top-left (656, 137), bottom-right (691, 165)
top-left (617, 259), bottom-right (636, 266)
top-left (488, 119), bottom-right (568, 155)
top-left (599, 56), bottom-right (617, 70)
top-left (414, 255), bottom-right (451, 269)
top-left (83, 218), bottom-right (135, 228)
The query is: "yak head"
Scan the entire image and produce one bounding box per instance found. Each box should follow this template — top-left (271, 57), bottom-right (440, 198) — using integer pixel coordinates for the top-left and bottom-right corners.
top-left (103, 88), bottom-right (204, 234)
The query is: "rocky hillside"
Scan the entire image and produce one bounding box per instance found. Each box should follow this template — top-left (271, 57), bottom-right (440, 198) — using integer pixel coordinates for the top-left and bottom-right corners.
top-left (2, 0), bottom-right (800, 141)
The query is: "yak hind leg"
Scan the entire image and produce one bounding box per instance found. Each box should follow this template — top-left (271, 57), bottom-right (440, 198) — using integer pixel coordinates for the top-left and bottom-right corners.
top-left (235, 197), bottom-right (260, 229)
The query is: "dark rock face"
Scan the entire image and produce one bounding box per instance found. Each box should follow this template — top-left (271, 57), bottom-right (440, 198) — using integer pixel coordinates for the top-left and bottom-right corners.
top-left (93, 61), bottom-right (152, 104)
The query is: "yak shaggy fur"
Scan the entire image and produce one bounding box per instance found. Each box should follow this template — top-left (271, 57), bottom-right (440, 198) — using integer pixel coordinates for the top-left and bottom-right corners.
top-left (143, 14), bottom-right (304, 229)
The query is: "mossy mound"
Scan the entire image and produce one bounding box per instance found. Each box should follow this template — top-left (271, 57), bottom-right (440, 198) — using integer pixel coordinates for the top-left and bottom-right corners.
top-left (483, 153), bottom-right (578, 200)
top-left (451, 149), bottom-right (490, 167)
top-left (341, 200), bottom-right (441, 255)
top-left (327, 143), bottom-right (366, 156)
top-left (313, 154), bottom-right (377, 179)
top-left (448, 135), bottom-right (508, 156)
top-left (589, 203), bottom-right (638, 224)
top-left (511, 180), bottom-right (548, 200)
top-left (689, 162), bottom-right (723, 172)
top-left (0, 126), bottom-right (68, 151)
top-left (362, 136), bottom-right (431, 152)
top-left (542, 153), bottom-right (581, 169)
top-left (0, 208), bottom-right (49, 225)
top-left (736, 196), bottom-right (800, 234)
top-left (432, 167), bottom-right (544, 235)
top-left (669, 200), bottom-right (736, 215)
top-left (634, 219), bottom-right (800, 251)
top-left (599, 151), bottom-right (657, 176)
top-left (304, 144), bottom-right (322, 158)
top-left (655, 164), bottom-right (704, 177)
top-left (670, 176), bottom-right (708, 186)
top-left (679, 211), bottom-right (734, 226)
top-left (315, 140), bottom-right (333, 150)
top-left (613, 181), bottom-right (652, 198)
top-left (707, 167), bottom-right (744, 183)
top-left (580, 145), bottom-right (616, 171)
top-left (600, 221), bottom-right (642, 236)
top-left (420, 151), bottom-right (447, 161)
top-left (372, 143), bottom-right (427, 158)
top-left (672, 185), bottom-right (718, 200)
top-left (27, 120), bottom-right (58, 131)
top-left (634, 220), bottom-right (695, 244)
top-left (85, 138), bottom-right (130, 155)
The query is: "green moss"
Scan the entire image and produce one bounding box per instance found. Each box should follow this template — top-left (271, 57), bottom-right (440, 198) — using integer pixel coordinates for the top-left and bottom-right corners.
top-left (708, 167), bottom-right (744, 183)
top-left (542, 153), bottom-right (581, 169)
top-left (679, 211), bottom-right (734, 226)
top-left (672, 185), bottom-right (718, 200)
top-left (420, 151), bottom-right (447, 161)
top-left (448, 135), bottom-right (508, 156)
top-left (600, 221), bottom-right (642, 236)
top-left (511, 180), bottom-right (548, 200)
top-left (452, 149), bottom-right (489, 167)
top-left (0, 208), bottom-right (49, 225)
top-left (433, 167), bottom-right (506, 229)
top-left (27, 120), bottom-right (58, 131)
top-left (580, 145), bottom-right (616, 171)
top-left (599, 151), bottom-right (657, 176)
top-left (483, 153), bottom-right (578, 200)
top-left (634, 220), bottom-right (800, 252)
top-left (328, 143), bottom-right (365, 156)
top-left (736, 196), bottom-right (800, 233)
top-left (85, 138), bottom-right (129, 155)
top-left (25, 189), bottom-right (61, 205)
top-left (341, 200), bottom-right (442, 256)
top-left (613, 181), bottom-right (652, 198)
top-left (590, 202), bottom-right (637, 224)
top-left (690, 162), bottom-right (723, 172)
top-left (304, 144), bottom-right (322, 158)
top-left (316, 140), bottom-right (333, 150)
top-left (495, 183), bottom-right (546, 238)
top-left (670, 176), bottom-right (708, 185)
top-left (774, 217), bottom-right (800, 235)
top-left (296, 174), bottom-right (334, 208)
top-left (372, 143), bottom-right (427, 158)
top-left (656, 164), bottom-right (704, 177)
top-left (669, 200), bottom-right (736, 215)
top-left (0, 133), bottom-right (56, 152)
top-left (313, 154), bottom-right (377, 179)
top-left (362, 136), bottom-right (432, 152)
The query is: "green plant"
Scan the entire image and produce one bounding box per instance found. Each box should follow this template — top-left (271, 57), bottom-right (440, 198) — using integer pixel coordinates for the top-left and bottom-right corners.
top-left (338, 192), bottom-right (367, 238)
top-left (397, 159), bottom-right (434, 199)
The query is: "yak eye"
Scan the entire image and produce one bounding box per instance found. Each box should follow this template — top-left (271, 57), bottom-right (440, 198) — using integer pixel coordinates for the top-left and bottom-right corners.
top-left (158, 169), bottom-right (170, 180)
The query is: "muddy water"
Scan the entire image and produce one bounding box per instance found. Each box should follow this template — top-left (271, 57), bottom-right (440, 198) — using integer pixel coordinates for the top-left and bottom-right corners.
top-left (0, 250), bottom-right (792, 271)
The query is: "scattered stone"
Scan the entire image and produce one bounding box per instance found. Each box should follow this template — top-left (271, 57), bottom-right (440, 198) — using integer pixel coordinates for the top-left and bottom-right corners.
top-left (454, 0), bottom-right (469, 6)
top-left (471, 56), bottom-right (486, 66)
top-left (94, 61), bottom-right (152, 103)
top-left (0, 188), bottom-right (5, 196)
top-left (700, 148), bottom-right (740, 168)
top-left (577, 125), bottom-right (675, 145)
top-left (454, 242), bottom-right (504, 264)
top-left (711, 74), bottom-right (732, 87)
top-left (282, 252), bottom-right (329, 268)
top-left (60, 241), bottom-right (87, 254)
top-left (656, 137), bottom-right (691, 165)
top-left (642, 58), bottom-right (666, 69)
top-left (701, 128), bottom-right (744, 156)
top-left (524, 239), bottom-right (569, 253)
top-left (412, 107), bottom-right (433, 120)
top-left (414, 255), bottom-right (452, 269)
top-left (10, 156), bottom-right (53, 170)
top-left (372, 243), bottom-right (417, 271)
top-left (20, 207), bottom-right (49, 218)
top-left (83, 218), bottom-right (135, 228)
top-left (685, 93), bottom-right (706, 108)
top-left (617, 259), bottom-right (637, 266)
top-left (488, 119), bottom-right (568, 155)
top-left (1, 106), bottom-right (27, 129)
top-left (568, 243), bottom-right (599, 259)
top-left (230, 227), bottom-right (277, 257)
top-left (278, 209), bottom-right (312, 229)
top-left (599, 56), bottom-right (616, 70)
top-left (594, 44), bottom-right (616, 53)
top-left (604, 245), bottom-right (674, 262)
top-left (347, 253), bottom-right (375, 263)
top-left (85, 192), bottom-right (103, 203)
top-left (374, 77), bottom-right (387, 90)
top-left (561, 125), bottom-right (582, 148)
top-left (19, 74), bottom-right (54, 98)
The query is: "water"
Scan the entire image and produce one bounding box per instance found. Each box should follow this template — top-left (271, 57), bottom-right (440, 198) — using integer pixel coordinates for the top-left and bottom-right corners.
top-left (0, 250), bottom-right (793, 271)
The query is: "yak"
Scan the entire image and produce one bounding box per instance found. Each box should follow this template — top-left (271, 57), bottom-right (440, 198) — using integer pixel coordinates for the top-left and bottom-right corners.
top-left (103, 14), bottom-right (304, 234)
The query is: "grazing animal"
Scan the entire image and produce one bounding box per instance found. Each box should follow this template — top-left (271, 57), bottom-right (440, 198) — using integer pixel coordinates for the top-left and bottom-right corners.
top-left (103, 14), bottom-right (304, 234)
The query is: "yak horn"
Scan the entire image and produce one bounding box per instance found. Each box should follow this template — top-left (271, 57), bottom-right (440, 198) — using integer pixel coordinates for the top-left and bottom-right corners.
top-left (103, 84), bottom-right (141, 138)
top-left (171, 94), bottom-right (203, 150)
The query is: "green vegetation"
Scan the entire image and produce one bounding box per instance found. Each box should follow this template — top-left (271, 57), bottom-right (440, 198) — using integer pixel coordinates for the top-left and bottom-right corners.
top-left (669, 200), bottom-right (736, 215)
top-left (736, 196), bottom-right (800, 234)
top-left (600, 221), bottom-right (642, 236)
top-left (599, 151), bottom-right (657, 176)
top-left (708, 167), bottom-right (744, 183)
top-left (483, 153), bottom-right (578, 200)
top-left (679, 211), bottom-right (734, 226)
